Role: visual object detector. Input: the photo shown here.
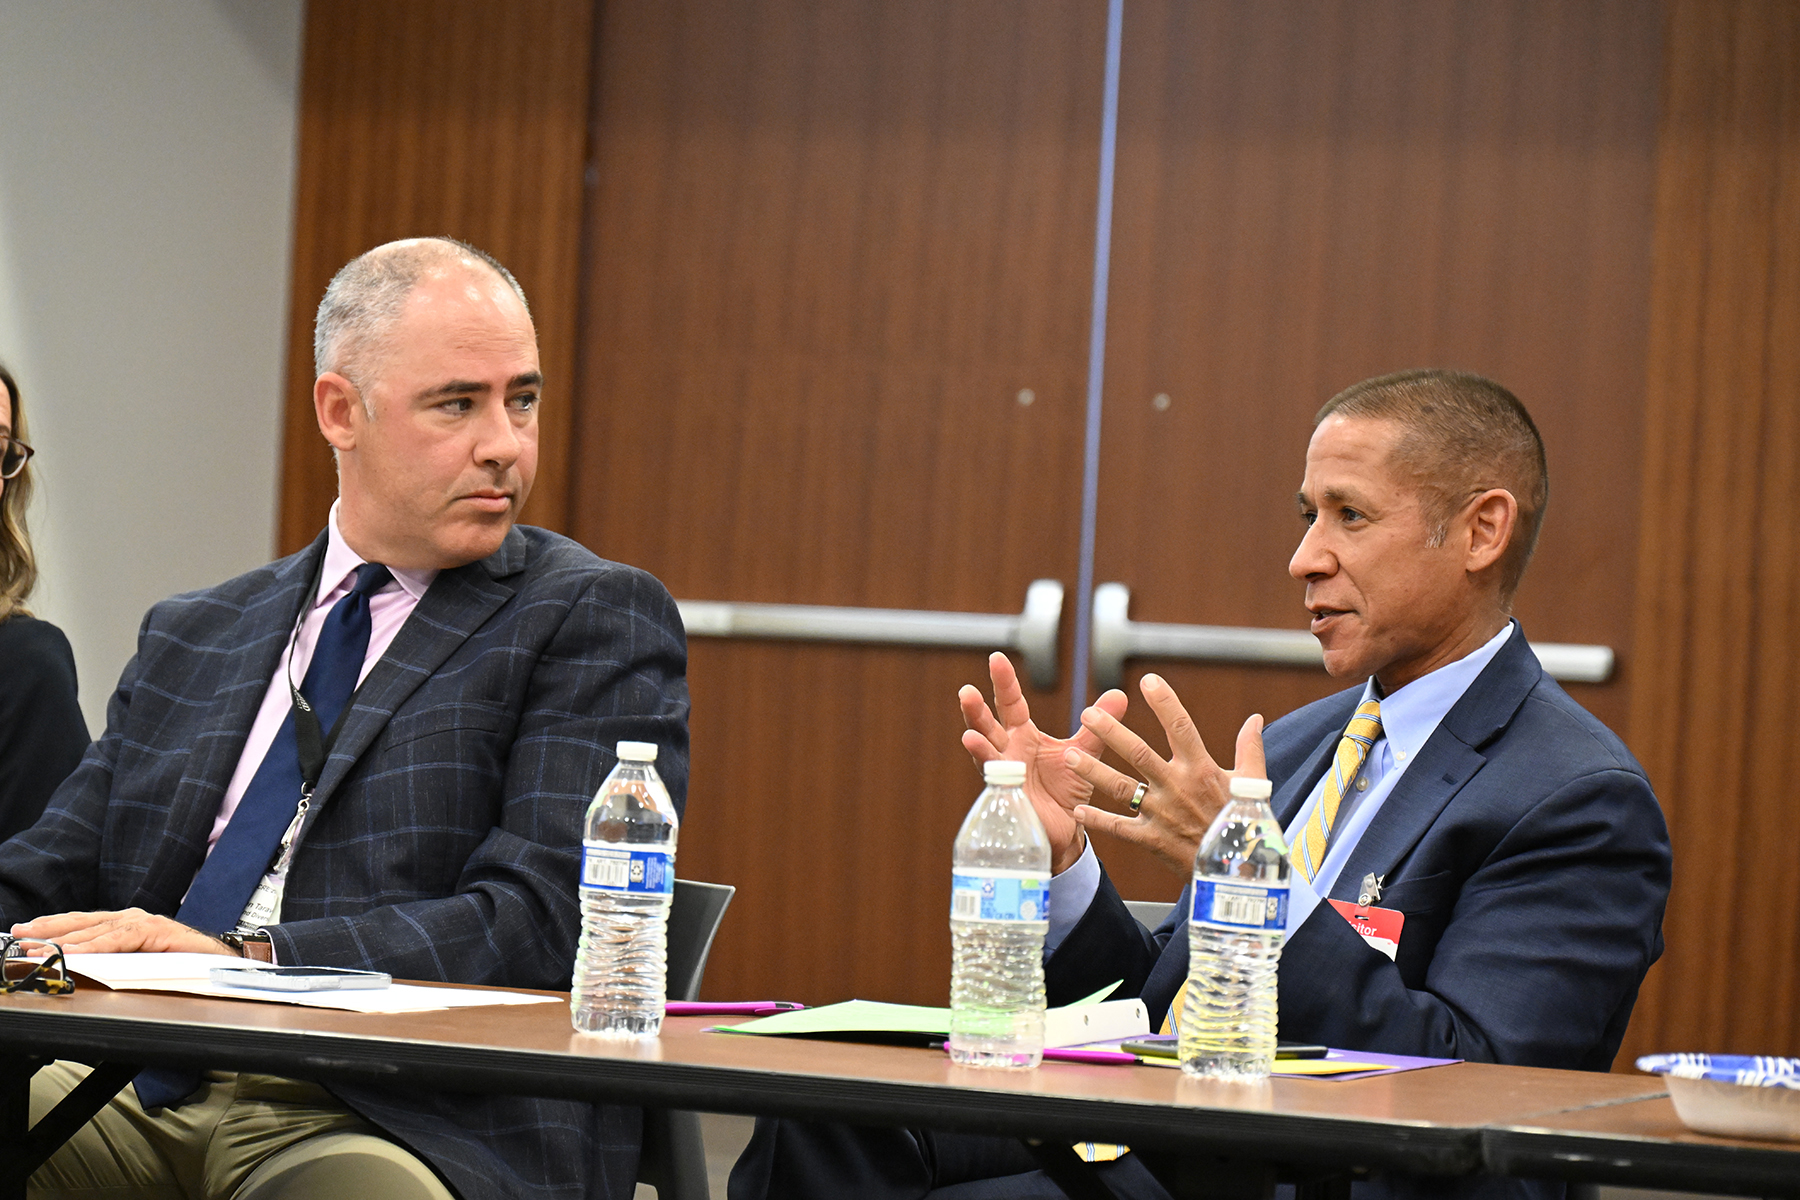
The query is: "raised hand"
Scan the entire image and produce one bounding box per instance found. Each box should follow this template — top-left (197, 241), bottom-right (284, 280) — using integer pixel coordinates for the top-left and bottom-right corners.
top-left (1064, 673), bottom-right (1267, 878)
top-left (959, 652), bottom-right (1128, 874)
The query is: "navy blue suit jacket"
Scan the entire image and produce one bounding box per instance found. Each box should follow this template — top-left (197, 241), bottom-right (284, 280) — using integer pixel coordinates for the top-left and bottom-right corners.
top-left (1048, 626), bottom-right (1671, 1074)
top-left (0, 525), bottom-right (691, 1200)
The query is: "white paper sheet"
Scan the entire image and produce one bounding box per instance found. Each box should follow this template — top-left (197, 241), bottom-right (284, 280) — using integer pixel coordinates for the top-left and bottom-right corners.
top-left (62, 952), bottom-right (560, 1014)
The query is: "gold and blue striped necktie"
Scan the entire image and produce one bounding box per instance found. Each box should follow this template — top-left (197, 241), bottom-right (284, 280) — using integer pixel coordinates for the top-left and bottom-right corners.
top-left (1295, 699), bottom-right (1382, 883)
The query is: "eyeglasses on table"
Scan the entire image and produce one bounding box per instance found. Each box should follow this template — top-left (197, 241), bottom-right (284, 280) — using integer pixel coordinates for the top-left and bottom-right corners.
top-left (0, 935), bottom-right (73, 995)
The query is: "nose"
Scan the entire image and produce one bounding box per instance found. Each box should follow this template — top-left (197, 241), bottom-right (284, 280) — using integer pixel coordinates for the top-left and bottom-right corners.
top-left (1290, 520), bottom-right (1332, 581)
top-left (472, 399), bottom-right (522, 470)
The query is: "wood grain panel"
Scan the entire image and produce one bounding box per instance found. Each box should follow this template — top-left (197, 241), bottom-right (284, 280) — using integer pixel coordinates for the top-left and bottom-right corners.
top-left (571, 1), bottom-right (1105, 1003)
top-left (1088, 0), bottom-right (1661, 905)
top-left (278, 0), bottom-right (593, 553)
top-left (1621, 0), bottom-right (1800, 1063)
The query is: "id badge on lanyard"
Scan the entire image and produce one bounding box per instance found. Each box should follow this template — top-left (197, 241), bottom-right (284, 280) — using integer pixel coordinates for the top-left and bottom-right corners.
top-left (249, 555), bottom-right (364, 923)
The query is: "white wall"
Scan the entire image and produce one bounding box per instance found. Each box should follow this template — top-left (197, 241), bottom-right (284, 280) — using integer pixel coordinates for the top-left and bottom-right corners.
top-left (0, 0), bottom-right (303, 731)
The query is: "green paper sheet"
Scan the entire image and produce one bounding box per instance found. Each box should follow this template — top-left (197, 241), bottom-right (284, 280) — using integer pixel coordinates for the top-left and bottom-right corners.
top-left (713, 982), bottom-right (1124, 1046)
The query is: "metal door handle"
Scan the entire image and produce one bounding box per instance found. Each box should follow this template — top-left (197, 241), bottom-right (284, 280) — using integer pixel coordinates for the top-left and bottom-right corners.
top-left (677, 580), bottom-right (1065, 690)
top-left (1090, 582), bottom-right (1613, 690)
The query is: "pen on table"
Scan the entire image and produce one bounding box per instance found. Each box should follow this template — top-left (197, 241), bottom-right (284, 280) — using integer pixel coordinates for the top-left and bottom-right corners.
top-left (1043, 1047), bottom-right (1141, 1065)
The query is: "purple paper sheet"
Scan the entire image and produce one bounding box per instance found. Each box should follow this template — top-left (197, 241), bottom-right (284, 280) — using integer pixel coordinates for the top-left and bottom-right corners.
top-left (1300, 1049), bottom-right (1462, 1083)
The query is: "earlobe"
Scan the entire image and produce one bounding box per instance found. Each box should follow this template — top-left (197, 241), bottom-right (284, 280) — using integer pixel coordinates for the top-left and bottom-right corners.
top-left (1465, 489), bottom-right (1517, 572)
top-left (314, 373), bottom-right (360, 452)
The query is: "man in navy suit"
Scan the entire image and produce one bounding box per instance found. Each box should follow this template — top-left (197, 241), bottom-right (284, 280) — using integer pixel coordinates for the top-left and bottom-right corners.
top-left (3, 238), bottom-right (688, 1200)
top-left (731, 370), bottom-right (1670, 1200)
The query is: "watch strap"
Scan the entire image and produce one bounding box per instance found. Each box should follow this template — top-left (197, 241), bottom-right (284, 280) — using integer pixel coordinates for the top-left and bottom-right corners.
top-left (218, 929), bottom-right (273, 958)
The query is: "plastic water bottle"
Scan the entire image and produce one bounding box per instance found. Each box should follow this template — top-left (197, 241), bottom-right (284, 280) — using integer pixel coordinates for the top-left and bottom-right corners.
top-left (949, 759), bottom-right (1051, 1068)
top-left (572, 741), bottom-right (678, 1037)
top-left (1180, 775), bottom-right (1289, 1081)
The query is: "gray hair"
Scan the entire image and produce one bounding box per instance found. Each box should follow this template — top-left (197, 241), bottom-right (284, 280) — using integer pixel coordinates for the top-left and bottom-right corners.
top-left (313, 237), bottom-right (530, 395)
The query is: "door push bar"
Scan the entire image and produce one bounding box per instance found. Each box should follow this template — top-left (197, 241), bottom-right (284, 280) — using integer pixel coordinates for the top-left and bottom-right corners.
top-left (676, 580), bottom-right (1067, 691)
top-left (1089, 582), bottom-right (1615, 692)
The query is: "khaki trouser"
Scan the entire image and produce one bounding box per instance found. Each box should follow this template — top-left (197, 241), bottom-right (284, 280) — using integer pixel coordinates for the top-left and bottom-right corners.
top-left (27, 1062), bottom-right (455, 1200)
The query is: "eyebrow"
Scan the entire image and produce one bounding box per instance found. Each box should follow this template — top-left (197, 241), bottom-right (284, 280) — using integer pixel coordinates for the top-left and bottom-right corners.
top-left (1297, 485), bottom-right (1369, 510)
top-left (419, 371), bottom-right (544, 400)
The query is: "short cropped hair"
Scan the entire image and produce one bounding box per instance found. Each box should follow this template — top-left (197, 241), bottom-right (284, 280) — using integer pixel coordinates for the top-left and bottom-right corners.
top-left (1317, 369), bottom-right (1549, 602)
top-left (313, 237), bottom-right (529, 395)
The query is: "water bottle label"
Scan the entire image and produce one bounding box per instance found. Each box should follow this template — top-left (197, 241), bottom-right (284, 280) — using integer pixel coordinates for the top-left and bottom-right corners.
top-left (951, 869), bottom-right (1049, 923)
top-left (580, 843), bottom-right (675, 894)
top-left (1191, 879), bottom-right (1287, 931)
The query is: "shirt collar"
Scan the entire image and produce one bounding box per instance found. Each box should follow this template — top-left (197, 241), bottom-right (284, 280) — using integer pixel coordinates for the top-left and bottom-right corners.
top-left (1358, 622), bottom-right (1515, 762)
top-left (319, 501), bottom-right (437, 607)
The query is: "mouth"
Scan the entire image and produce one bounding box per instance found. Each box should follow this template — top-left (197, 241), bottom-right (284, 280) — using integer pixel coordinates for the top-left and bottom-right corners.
top-left (1307, 606), bottom-right (1351, 635)
top-left (460, 490), bottom-right (514, 514)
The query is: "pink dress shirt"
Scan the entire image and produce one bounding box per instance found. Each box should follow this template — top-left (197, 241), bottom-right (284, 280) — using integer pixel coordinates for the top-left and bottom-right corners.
top-left (205, 504), bottom-right (437, 851)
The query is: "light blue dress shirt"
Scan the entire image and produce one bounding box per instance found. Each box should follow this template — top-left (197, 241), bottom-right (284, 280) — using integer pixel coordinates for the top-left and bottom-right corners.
top-left (1046, 622), bottom-right (1514, 952)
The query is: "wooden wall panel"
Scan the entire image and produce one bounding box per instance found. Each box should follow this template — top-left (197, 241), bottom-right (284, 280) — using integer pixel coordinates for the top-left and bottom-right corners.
top-left (1621, 0), bottom-right (1800, 1063)
top-left (1089, 0), bottom-right (1660, 906)
top-left (270, 0), bottom-right (1800, 1069)
top-left (570, 0), bottom-right (1105, 1004)
top-left (278, 0), bottom-right (593, 554)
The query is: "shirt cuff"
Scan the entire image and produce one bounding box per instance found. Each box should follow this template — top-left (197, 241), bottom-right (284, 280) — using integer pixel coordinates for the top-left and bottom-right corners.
top-left (1046, 839), bottom-right (1101, 954)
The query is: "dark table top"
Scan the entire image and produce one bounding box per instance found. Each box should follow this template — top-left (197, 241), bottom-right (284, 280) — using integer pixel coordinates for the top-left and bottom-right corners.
top-left (1484, 1094), bottom-right (1800, 1197)
top-left (0, 983), bottom-right (1681, 1183)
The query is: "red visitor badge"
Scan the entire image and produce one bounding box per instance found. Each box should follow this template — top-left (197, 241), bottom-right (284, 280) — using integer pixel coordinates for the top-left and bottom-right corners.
top-left (1328, 899), bottom-right (1404, 960)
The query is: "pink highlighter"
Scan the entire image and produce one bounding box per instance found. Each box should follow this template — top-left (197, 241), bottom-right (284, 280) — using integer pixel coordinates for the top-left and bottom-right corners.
top-left (665, 1001), bottom-right (805, 1017)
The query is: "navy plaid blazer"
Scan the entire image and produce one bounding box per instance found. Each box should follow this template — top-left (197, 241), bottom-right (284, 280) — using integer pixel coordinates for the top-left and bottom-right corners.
top-left (0, 525), bottom-right (691, 1200)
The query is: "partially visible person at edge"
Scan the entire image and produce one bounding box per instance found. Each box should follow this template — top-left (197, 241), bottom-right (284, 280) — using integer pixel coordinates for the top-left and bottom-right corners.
top-left (731, 369), bottom-right (1672, 1200)
top-left (2, 238), bottom-right (689, 1200)
top-left (0, 363), bottom-right (89, 844)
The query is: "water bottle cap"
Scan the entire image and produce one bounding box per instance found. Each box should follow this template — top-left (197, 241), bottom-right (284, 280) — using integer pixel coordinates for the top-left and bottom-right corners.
top-left (616, 741), bottom-right (659, 762)
top-left (983, 759), bottom-right (1027, 785)
top-left (1228, 776), bottom-right (1272, 800)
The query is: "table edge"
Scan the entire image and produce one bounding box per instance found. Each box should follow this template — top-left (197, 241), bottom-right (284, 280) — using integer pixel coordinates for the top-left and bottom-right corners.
top-left (0, 1006), bottom-right (1484, 1176)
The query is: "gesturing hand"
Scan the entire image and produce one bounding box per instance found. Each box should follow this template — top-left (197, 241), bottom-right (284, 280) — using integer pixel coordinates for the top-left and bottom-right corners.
top-left (1064, 673), bottom-right (1267, 879)
top-left (11, 909), bottom-right (236, 955)
top-left (959, 652), bottom-right (1128, 874)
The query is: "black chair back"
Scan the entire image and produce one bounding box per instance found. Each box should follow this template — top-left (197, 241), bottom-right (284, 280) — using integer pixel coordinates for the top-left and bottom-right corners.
top-left (639, 878), bottom-right (737, 1200)
top-left (1124, 898), bottom-right (1177, 930)
top-left (667, 879), bottom-right (735, 1002)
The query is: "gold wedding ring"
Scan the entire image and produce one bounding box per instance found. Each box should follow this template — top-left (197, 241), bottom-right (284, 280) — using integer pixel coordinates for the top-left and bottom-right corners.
top-left (1128, 782), bottom-right (1148, 812)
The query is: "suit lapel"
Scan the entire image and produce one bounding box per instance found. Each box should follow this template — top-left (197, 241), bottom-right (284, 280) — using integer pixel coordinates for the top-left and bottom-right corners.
top-left (1330, 730), bottom-right (1485, 901)
top-left (1330, 625), bottom-right (1542, 900)
top-left (138, 536), bottom-right (325, 906)
top-left (304, 529), bottom-right (526, 809)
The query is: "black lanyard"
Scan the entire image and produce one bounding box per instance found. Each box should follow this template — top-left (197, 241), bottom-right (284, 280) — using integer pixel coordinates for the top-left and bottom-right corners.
top-left (285, 550), bottom-right (371, 798)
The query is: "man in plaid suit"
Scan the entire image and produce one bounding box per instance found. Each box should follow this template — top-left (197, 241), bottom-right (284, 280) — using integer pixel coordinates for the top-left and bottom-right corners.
top-left (1, 238), bottom-right (689, 1200)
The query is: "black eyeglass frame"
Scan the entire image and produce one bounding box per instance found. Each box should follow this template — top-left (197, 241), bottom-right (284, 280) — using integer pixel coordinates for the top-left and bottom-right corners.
top-left (0, 435), bottom-right (34, 480)
top-left (0, 934), bottom-right (74, 995)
